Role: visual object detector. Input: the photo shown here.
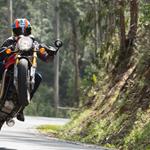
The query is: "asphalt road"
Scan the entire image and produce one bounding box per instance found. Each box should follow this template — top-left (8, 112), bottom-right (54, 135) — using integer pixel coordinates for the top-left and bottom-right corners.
top-left (0, 116), bottom-right (109, 150)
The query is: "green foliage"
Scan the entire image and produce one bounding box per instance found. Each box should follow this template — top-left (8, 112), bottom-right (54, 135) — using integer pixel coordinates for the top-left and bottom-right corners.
top-left (58, 109), bottom-right (92, 140)
top-left (58, 1), bottom-right (150, 150)
top-left (81, 63), bottom-right (99, 87)
top-left (37, 124), bottom-right (63, 134)
top-left (25, 83), bottom-right (55, 117)
top-left (124, 110), bottom-right (150, 150)
top-left (0, 2), bottom-right (11, 44)
top-left (140, 1), bottom-right (150, 24)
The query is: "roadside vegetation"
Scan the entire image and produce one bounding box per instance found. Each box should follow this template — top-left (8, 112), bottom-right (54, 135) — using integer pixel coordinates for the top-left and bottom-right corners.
top-left (56, 1), bottom-right (150, 150)
top-left (37, 124), bottom-right (63, 135)
top-left (36, 0), bottom-right (150, 149)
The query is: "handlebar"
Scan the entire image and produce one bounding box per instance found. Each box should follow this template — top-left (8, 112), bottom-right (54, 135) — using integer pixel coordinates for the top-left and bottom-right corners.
top-left (0, 40), bottom-right (62, 55)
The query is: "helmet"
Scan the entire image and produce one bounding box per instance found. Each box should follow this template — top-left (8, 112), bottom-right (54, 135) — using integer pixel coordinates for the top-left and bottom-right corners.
top-left (12, 18), bottom-right (32, 36)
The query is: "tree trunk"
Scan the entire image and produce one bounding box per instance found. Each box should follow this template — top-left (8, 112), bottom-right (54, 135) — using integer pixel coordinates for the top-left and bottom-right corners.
top-left (125, 0), bottom-right (139, 61)
top-left (127, 0), bottom-right (138, 49)
top-left (118, 0), bottom-right (126, 58)
top-left (113, 0), bottom-right (138, 75)
top-left (54, 0), bottom-right (60, 116)
top-left (71, 20), bottom-right (80, 106)
top-left (9, 0), bottom-right (13, 36)
top-left (94, 0), bottom-right (100, 56)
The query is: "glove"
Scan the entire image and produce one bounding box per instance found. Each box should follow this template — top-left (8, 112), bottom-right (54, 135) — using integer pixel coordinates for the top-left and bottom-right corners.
top-left (40, 44), bottom-right (57, 55)
top-left (47, 46), bottom-right (57, 56)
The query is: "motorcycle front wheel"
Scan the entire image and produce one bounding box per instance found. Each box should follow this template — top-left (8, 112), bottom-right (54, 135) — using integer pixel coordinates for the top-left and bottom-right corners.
top-left (17, 58), bottom-right (30, 106)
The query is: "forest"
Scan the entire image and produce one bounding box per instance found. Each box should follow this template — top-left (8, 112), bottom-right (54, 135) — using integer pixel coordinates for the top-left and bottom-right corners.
top-left (0, 0), bottom-right (150, 149)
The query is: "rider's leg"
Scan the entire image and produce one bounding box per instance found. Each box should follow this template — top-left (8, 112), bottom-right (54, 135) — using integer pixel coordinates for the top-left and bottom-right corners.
top-left (17, 107), bottom-right (25, 121)
top-left (0, 62), bottom-right (4, 80)
top-left (30, 72), bottom-right (42, 99)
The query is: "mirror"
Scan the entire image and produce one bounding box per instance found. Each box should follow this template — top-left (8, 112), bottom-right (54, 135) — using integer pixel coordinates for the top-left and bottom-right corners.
top-left (54, 40), bottom-right (63, 48)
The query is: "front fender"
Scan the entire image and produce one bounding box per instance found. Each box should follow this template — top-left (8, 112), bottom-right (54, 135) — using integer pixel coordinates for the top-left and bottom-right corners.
top-left (17, 57), bottom-right (32, 68)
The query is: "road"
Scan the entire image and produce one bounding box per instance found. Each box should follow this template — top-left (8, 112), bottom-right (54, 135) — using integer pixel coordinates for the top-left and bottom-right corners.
top-left (0, 116), bottom-right (109, 150)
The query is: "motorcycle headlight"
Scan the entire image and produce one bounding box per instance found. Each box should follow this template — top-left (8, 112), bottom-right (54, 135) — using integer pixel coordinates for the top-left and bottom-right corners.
top-left (17, 36), bottom-right (33, 51)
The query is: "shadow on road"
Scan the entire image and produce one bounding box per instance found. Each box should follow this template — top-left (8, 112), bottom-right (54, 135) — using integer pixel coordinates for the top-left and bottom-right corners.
top-left (0, 148), bottom-right (16, 150)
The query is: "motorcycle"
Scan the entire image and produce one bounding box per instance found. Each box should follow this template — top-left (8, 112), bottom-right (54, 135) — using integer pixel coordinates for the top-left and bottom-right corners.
top-left (0, 35), bottom-right (62, 130)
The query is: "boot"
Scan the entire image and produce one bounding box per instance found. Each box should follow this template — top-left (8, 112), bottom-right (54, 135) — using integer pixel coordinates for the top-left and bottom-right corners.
top-left (17, 110), bottom-right (25, 122)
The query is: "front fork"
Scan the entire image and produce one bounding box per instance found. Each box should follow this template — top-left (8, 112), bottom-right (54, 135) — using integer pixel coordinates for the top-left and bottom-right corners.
top-left (30, 51), bottom-right (37, 90)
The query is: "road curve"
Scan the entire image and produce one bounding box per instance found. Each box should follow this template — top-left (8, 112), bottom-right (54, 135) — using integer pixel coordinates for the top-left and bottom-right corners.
top-left (0, 116), bottom-right (109, 150)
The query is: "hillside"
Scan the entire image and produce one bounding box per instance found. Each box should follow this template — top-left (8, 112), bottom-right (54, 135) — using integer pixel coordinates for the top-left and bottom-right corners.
top-left (58, 1), bottom-right (150, 150)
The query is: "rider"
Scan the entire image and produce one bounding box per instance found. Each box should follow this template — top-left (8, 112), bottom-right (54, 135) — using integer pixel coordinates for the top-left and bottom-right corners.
top-left (0, 18), bottom-right (56, 122)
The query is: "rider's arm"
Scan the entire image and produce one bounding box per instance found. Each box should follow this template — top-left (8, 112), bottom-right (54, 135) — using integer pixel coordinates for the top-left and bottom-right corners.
top-left (1, 37), bottom-right (15, 48)
top-left (0, 37), bottom-right (16, 61)
top-left (33, 41), bottom-right (54, 63)
top-left (38, 50), bottom-right (54, 63)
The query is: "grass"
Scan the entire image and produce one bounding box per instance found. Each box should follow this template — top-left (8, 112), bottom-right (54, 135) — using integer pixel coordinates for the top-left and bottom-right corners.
top-left (37, 124), bottom-right (63, 135)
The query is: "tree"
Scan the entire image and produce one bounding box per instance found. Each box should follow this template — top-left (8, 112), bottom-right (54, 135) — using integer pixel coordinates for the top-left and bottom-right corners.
top-left (54, 0), bottom-right (60, 115)
top-left (0, 1), bottom-right (11, 43)
top-left (59, 1), bottom-right (81, 106)
top-left (114, 0), bottom-right (139, 74)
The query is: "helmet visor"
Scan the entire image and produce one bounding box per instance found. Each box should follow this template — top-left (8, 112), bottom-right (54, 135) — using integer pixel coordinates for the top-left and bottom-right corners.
top-left (13, 27), bottom-right (31, 36)
top-left (13, 27), bottom-right (23, 36)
